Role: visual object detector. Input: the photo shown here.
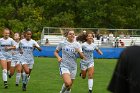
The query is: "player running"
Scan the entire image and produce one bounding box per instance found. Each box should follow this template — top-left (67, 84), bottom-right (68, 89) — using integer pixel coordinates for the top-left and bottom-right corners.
top-left (19, 29), bottom-right (41, 91)
top-left (76, 31), bottom-right (103, 93)
top-left (9, 32), bottom-right (22, 86)
top-left (54, 29), bottom-right (86, 93)
top-left (0, 28), bottom-right (16, 88)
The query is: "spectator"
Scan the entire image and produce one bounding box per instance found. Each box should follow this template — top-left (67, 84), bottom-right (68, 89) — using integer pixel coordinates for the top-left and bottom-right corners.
top-left (83, 30), bottom-right (86, 34)
top-left (45, 38), bottom-right (49, 46)
top-left (130, 40), bottom-right (135, 46)
top-left (96, 31), bottom-right (101, 40)
top-left (119, 32), bottom-right (125, 39)
top-left (114, 37), bottom-right (119, 48)
top-left (126, 33), bottom-right (130, 39)
top-left (108, 45), bottom-right (140, 93)
top-left (119, 40), bottom-right (125, 47)
top-left (102, 32), bottom-right (108, 43)
top-left (109, 32), bottom-right (114, 42)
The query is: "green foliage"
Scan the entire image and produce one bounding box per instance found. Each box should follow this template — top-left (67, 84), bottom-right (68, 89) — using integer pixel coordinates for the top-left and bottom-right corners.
top-left (0, 0), bottom-right (140, 39)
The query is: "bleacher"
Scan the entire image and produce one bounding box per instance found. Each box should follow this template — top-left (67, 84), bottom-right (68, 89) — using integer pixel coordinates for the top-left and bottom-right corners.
top-left (41, 35), bottom-right (103, 46)
top-left (41, 35), bottom-right (65, 45)
top-left (41, 34), bottom-right (140, 47)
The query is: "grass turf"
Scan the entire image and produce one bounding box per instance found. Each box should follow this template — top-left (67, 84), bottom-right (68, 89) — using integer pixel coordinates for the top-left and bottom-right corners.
top-left (0, 57), bottom-right (117, 93)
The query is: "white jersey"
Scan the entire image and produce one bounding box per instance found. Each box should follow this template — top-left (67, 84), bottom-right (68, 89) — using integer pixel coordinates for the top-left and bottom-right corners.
top-left (0, 37), bottom-right (15, 55)
top-left (19, 39), bottom-right (40, 64)
top-left (56, 40), bottom-right (82, 68)
top-left (12, 41), bottom-right (21, 61)
top-left (81, 42), bottom-right (99, 63)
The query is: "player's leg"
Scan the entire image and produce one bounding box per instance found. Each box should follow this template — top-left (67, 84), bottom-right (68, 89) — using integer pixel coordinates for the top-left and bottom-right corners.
top-left (60, 67), bottom-right (72, 93)
top-left (65, 67), bottom-right (77, 93)
top-left (60, 73), bottom-right (72, 93)
top-left (64, 79), bottom-right (74, 93)
top-left (87, 63), bottom-right (94, 93)
top-left (26, 64), bottom-right (34, 85)
top-left (0, 60), bottom-right (8, 88)
top-left (9, 61), bottom-right (16, 78)
top-left (15, 63), bottom-right (22, 86)
top-left (80, 70), bottom-right (87, 79)
top-left (7, 60), bottom-right (11, 76)
top-left (22, 63), bottom-right (29, 91)
top-left (80, 62), bottom-right (87, 79)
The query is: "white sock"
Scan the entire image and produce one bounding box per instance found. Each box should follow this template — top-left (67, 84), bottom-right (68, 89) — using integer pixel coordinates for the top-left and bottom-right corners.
top-left (22, 72), bottom-right (28, 84)
top-left (2, 69), bottom-right (7, 81)
top-left (16, 73), bottom-right (21, 84)
top-left (88, 79), bottom-right (93, 90)
top-left (27, 76), bottom-right (30, 84)
top-left (60, 84), bottom-right (67, 93)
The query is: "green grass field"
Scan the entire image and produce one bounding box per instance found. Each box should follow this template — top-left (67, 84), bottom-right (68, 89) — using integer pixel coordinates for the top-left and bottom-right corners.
top-left (0, 58), bottom-right (117, 93)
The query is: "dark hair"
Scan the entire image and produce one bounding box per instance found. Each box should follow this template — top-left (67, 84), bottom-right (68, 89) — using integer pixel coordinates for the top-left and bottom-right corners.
top-left (25, 28), bottom-right (32, 33)
top-left (76, 31), bottom-right (94, 43)
top-left (63, 28), bottom-right (74, 37)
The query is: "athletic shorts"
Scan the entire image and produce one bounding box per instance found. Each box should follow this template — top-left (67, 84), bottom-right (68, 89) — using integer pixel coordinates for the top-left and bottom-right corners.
top-left (59, 66), bottom-right (77, 79)
top-left (0, 53), bottom-right (12, 61)
top-left (80, 61), bottom-right (94, 71)
top-left (11, 60), bottom-right (21, 67)
top-left (20, 56), bottom-right (34, 69)
top-left (21, 61), bottom-right (34, 69)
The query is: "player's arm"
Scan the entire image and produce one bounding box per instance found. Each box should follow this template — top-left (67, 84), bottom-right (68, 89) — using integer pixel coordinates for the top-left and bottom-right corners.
top-left (34, 41), bottom-right (42, 51)
top-left (54, 49), bottom-right (62, 62)
top-left (79, 52), bottom-right (86, 60)
top-left (75, 48), bottom-right (86, 60)
top-left (96, 49), bottom-right (103, 55)
top-left (76, 42), bottom-right (86, 60)
top-left (34, 45), bottom-right (42, 51)
top-left (5, 39), bottom-right (17, 50)
top-left (5, 46), bottom-right (16, 50)
top-left (54, 43), bottom-right (63, 62)
top-left (94, 45), bottom-right (103, 55)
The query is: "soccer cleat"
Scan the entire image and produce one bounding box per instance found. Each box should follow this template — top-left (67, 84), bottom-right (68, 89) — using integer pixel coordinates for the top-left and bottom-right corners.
top-left (4, 81), bottom-right (8, 89)
top-left (16, 84), bottom-right (19, 86)
top-left (8, 75), bottom-right (11, 78)
top-left (65, 90), bottom-right (71, 93)
top-left (79, 73), bottom-right (82, 77)
top-left (88, 90), bottom-right (92, 93)
top-left (22, 83), bottom-right (26, 91)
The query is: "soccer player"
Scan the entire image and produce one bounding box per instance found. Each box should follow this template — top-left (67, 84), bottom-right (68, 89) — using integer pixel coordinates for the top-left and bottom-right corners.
top-left (108, 45), bottom-right (140, 93)
top-left (54, 29), bottom-right (86, 93)
top-left (19, 29), bottom-right (41, 91)
top-left (9, 32), bottom-right (22, 86)
top-left (0, 28), bottom-right (16, 88)
top-left (76, 31), bottom-right (103, 93)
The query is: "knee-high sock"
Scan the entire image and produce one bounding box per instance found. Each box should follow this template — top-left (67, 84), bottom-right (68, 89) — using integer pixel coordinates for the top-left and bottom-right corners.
top-left (2, 69), bottom-right (7, 81)
top-left (22, 72), bottom-right (29, 84)
top-left (16, 73), bottom-right (21, 84)
top-left (88, 79), bottom-right (93, 90)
